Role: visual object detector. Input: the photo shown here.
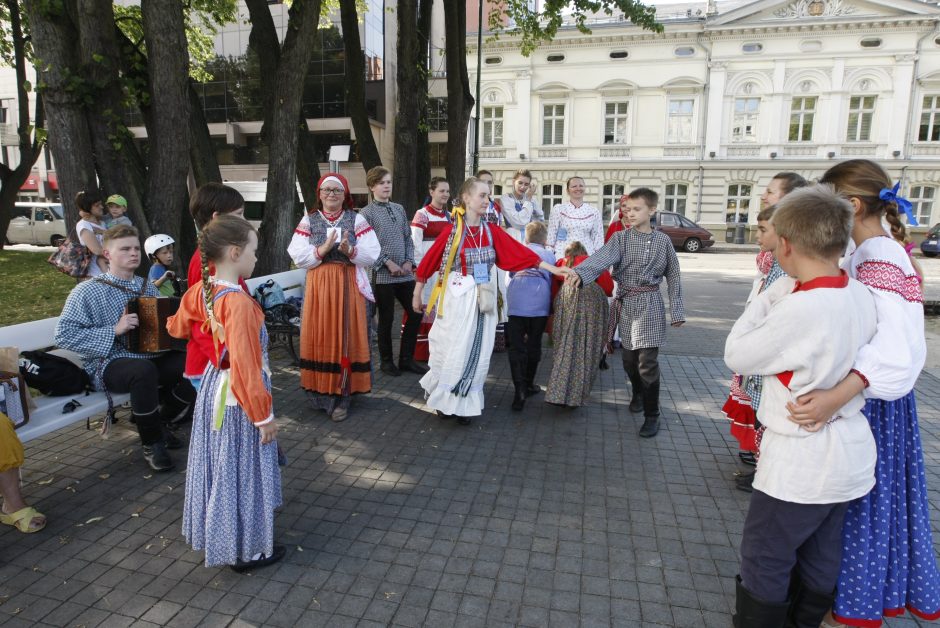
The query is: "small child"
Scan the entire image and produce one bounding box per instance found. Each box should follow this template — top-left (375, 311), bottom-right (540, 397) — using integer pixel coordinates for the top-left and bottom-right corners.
top-left (167, 214), bottom-right (284, 572)
top-left (145, 234), bottom-right (181, 297)
top-left (569, 187), bottom-right (684, 437)
top-left (104, 195), bottom-right (133, 228)
top-left (505, 221), bottom-right (556, 410)
top-left (724, 185), bottom-right (877, 626)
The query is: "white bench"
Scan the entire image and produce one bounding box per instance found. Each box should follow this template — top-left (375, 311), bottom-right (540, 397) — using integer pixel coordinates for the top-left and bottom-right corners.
top-left (0, 317), bottom-right (131, 443)
top-left (245, 269), bottom-right (307, 365)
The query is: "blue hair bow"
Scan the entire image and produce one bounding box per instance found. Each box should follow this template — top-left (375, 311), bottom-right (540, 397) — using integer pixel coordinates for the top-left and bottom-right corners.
top-left (879, 183), bottom-right (917, 226)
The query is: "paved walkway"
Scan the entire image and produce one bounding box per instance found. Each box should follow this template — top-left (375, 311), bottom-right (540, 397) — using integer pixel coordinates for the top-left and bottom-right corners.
top-left (2, 271), bottom-right (939, 626)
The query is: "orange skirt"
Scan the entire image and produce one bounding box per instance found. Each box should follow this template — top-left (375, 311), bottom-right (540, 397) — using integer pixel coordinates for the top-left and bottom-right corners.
top-left (299, 263), bottom-right (371, 396)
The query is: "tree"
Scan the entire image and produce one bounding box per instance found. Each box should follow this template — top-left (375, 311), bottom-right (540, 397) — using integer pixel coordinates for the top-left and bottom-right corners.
top-left (339, 0), bottom-right (381, 172)
top-left (442, 0), bottom-right (474, 194)
top-left (0, 0), bottom-right (45, 249)
top-left (245, 0), bottom-right (324, 275)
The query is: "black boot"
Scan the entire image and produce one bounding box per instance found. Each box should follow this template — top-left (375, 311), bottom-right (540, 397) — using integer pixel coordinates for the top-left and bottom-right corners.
top-left (512, 385), bottom-right (526, 411)
top-left (735, 470), bottom-right (755, 493)
top-left (142, 442), bottom-right (175, 472)
top-left (599, 355), bottom-right (609, 370)
top-left (509, 357), bottom-right (527, 411)
top-left (786, 578), bottom-right (836, 628)
top-left (399, 358), bottom-right (429, 375)
top-left (625, 369), bottom-right (644, 413)
top-left (524, 358), bottom-right (542, 397)
top-left (161, 383), bottom-right (195, 427)
top-left (734, 575), bottom-right (789, 628)
top-left (638, 379), bottom-right (661, 438)
top-left (381, 361), bottom-right (402, 376)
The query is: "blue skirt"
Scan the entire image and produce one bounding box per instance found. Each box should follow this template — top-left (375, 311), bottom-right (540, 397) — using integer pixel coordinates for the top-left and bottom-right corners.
top-left (834, 392), bottom-right (940, 626)
top-left (182, 364), bottom-right (283, 567)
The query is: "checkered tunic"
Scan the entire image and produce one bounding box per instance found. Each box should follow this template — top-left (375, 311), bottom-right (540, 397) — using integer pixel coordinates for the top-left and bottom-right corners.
top-left (360, 200), bottom-right (416, 285)
top-left (574, 228), bottom-right (684, 350)
top-left (55, 274), bottom-right (160, 390)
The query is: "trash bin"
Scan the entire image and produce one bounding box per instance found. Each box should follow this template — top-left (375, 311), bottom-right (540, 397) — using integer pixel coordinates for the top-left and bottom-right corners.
top-left (725, 226), bottom-right (736, 243)
top-left (734, 223), bottom-right (747, 244)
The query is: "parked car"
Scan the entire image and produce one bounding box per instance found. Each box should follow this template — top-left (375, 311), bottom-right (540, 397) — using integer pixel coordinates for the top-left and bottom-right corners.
top-left (921, 223), bottom-right (940, 258)
top-left (651, 211), bottom-right (715, 252)
top-left (7, 202), bottom-right (67, 246)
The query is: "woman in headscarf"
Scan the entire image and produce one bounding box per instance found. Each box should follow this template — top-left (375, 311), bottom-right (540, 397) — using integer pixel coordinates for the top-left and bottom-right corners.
top-left (412, 177), bottom-right (572, 425)
top-left (288, 174), bottom-right (380, 422)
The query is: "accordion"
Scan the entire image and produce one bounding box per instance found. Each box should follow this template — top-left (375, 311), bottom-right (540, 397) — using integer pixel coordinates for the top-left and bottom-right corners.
top-left (127, 296), bottom-right (186, 353)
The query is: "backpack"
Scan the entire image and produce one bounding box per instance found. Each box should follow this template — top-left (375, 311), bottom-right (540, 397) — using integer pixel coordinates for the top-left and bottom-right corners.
top-left (253, 279), bottom-right (287, 310)
top-left (48, 236), bottom-right (92, 278)
top-left (18, 351), bottom-right (92, 396)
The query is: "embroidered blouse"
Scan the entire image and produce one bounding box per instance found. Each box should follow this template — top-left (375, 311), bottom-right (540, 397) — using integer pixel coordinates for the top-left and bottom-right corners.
top-left (546, 202), bottom-right (604, 257)
top-left (415, 223), bottom-right (542, 281)
top-left (287, 210), bottom-right (380, 271)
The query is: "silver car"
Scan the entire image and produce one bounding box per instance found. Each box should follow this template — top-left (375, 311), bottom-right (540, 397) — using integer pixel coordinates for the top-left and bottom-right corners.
top-left (7, 202), bottom-right (67, 246)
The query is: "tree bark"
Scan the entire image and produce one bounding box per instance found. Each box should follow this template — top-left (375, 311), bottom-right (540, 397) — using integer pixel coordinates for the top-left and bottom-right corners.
top-left (339, 0), bottom-right (381, 172)
top-left (23, 0), bottom-right (97, 234)
top-left (0, 0), bottom-right (45, 248)
top-left (443, 0), bottom-right (474, 193)
top-left (393, 0), bottom-right (419, 212)
top-left (247, 0), bottom-right (323, 275)
top-left (414, 0), bottom-right (433, 206)
top-left (188, 79), bottom-right (221, 187)
top-left (141, 0), bottom-right (191, 244)
top-left (296, 122), bottom-right (320, 213)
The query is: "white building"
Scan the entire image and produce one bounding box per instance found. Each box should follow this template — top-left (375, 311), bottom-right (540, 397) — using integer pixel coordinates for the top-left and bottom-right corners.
top-left (447, 0), bottom-right (940, 240)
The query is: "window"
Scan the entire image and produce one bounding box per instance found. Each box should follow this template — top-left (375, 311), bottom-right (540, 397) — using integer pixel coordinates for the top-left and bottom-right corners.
top-left (800, 40), bottom-right (823, 52)
top-left (726, 184), bottom-right (752, 223)
top-left (541, 183), bottom-right (563, 217)
top-left (363, 0), bottom-right (384, 81)
top-left (429, 142), bottom-right (447, 168)
top-left (609, 51), bottom-right (628, 59)
top-left (674, 46), bottom-right (695, 57)
top-left (742, 43), bottom-right (763, 53)
top-left (604, 102), bottom-right (629, 144)
top-left (860, 38), bottom-right (882, 49)
top-left (428, 97), bottom-right (448, 132)
top-left (919, 95), bottom-right (940, 142)
top-left (482, 106), bottom-right (503, 147)
top-left (664, 183), bottom-right (689, 216)
top-left (667, 99), bottom-right (694, 144)
top-left (601, 183), bottom-right (625, 223)
top-left (543, 104), bottom-right (565, 145)
top-left (909, 186), bottom-right (935, 225)
top-left (846, 96), bottom-right (876, 142)
top-left (484, 56), bottom-right (502, 65)
top-left (789, 96), bottom-right (817, 142)
top-left (732, 97), bottom-right (760, 143)
top-left (659, 213), bottom-right (680, 227)
top-left (547, 54), bottom-right (565, 63)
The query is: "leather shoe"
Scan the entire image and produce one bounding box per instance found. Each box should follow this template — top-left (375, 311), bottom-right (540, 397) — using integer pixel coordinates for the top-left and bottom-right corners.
top-left (163, 428), bottom-right (184, 450)
top-left (380, 361), bottom-right (401, 377)
top-left (525, 385), bottom-right (541, 398)
top-left (142, 442), bottom-right (175, 472)
top-left (436, 410), bottom-right (453, 420)
top-left (638, 416), bottom-right (660, 438)
top-left (399, 359), bottom-right (429, 375)
top-left (231, 544), bottom-right (286, 573)
top-left (512, 389), bottom-right (526, 412)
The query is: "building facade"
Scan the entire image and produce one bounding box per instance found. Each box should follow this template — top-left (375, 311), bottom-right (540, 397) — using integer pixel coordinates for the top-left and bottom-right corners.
top-left (447, 0), bottom-right (940, 239)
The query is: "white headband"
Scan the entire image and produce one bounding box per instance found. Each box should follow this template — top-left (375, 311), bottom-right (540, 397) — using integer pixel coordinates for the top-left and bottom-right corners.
top-left (320, 176), bottom-right (345, 192)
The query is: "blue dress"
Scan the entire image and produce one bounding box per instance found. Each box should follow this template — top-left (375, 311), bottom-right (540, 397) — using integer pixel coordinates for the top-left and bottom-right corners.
top-left (834, 393), bottom-right (940, 625)
top-left (182, 288), bottom-right (283, 567)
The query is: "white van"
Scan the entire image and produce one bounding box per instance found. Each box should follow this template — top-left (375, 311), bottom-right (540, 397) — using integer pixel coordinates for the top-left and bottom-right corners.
top-left (7, 202), bottom-right (67, 246)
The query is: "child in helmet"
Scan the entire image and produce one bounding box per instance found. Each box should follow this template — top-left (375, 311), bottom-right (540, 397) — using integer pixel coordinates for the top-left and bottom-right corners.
top-left (145, 234), bottom-right (182, 297)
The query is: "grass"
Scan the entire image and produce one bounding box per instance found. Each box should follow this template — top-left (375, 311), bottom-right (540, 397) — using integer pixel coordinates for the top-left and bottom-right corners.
top-left (0, 249), bottom-right (77, 326)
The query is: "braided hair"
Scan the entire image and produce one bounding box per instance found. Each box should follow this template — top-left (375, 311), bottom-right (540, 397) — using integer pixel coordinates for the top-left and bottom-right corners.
top-left (198, 215), bottom-right (257, 348)
top-left (820, 159), bottom-right (907, 242)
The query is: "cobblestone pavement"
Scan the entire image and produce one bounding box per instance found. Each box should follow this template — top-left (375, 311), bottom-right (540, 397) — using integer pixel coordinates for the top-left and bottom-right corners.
top-left (1, 256), bottom-right (938, 627)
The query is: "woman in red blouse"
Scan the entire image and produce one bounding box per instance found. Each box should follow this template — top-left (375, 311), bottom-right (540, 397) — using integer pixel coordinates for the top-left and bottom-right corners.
top-left (412, 177), bottom-right (571, 424)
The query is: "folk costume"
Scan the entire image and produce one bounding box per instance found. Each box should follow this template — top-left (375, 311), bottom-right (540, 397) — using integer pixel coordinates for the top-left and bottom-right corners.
top-left (167, 280), bottom-right (282, 568)
top-left (545, 255), bottom-right (613, 407)
top-left (415, 208), bottom-right (544, 419)
top-left (287, 174), bottom-right (380, 418)
top-left (572, 228), bottom-right (684, 436)
top-left (725, 273), bottom-right (878, 624)
top-left (832, 235), bottom-right (940, 626)
top-left (546, 201), bottom-right (604, 259)
top-left (499, 192), bottom-right (544, 242)
top-left (410, 203), bottom-right (453, 361)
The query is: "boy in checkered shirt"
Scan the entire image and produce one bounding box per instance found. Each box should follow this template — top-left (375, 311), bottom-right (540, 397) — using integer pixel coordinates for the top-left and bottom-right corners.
top-left (568, 187), bottom-right (684, 438)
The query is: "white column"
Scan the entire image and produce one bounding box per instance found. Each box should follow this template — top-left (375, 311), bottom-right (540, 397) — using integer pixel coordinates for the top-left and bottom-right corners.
top-left (892, 54), bottom-right (916, 156)
top-left (826, 59), bottom-right (846, 147)
top-left (515, 69), bottom-right (532, 160)
top-left (705, 61), bottom-right (727, 157)
top-left (767, 60), bottom-right (787, 146)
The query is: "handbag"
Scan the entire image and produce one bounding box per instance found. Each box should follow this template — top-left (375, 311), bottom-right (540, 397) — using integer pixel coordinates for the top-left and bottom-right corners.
top-left (48, 236), bottom-right (92, 278)
top-left (477, 282), bottom-right (496, 315)
top-left (0, 371), bottom-right (29, 428)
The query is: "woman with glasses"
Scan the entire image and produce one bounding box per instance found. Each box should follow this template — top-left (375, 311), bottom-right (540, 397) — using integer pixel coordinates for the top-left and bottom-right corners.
top-left (288, 174), bottom-right (381, 422)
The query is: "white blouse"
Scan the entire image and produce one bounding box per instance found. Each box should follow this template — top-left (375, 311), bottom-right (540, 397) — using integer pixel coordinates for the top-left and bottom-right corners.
top-left (546, 202), bottom-right (604, 257)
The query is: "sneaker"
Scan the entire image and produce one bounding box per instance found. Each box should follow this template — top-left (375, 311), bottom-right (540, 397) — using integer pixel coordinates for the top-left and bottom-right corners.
top-left (142, 442), bottom-right (175, 472)
top-left (638, 416), bottom-right (660, 438)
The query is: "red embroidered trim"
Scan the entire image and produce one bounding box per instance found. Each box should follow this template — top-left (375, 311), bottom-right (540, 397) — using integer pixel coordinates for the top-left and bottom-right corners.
top-left (855, 260), bottom-right (924, 304)
top-left (294, 228), bottom-right (311, 237)
top-left (850, 368), bottom-right (870, 389)
top-left (356, 225), bottom-right (374, 237)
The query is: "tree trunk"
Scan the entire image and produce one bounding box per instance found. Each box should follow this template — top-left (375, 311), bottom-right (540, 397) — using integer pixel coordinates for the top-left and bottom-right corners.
top-left (249, 0), bottom-right (323, 275)
top-left (443, 0), bottom-right (474, 193)
top-left (141, 0), bottom-right (191, 244)
top-left (188, 80), bottom-right (222, 187)
top-left (414, 0), bottom-right (433, 207)
top-left (0, 0), bottom-right (45, 248)
top-left (393, 0), bottom-right (419, 212)
top-left (23, 0), bottom-right (97, 234)
top-left (339, 0), bottom-right (382, 172)
top-left (296, 123), bottom-right (321, 213)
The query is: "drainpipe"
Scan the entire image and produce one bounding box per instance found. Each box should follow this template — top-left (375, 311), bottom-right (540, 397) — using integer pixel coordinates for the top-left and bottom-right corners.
top-left (694, 28), bottom-right (712, 223)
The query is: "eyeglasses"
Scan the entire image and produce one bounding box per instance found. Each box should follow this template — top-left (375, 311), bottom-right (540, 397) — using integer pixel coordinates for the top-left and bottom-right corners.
top-left (320, 188), bottom-right (344, 196)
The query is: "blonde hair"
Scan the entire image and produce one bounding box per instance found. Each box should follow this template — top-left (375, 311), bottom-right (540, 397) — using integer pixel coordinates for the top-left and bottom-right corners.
top-left (771, 184), bottom-right (853, 260)
top-left (366, 166), bottom-right (391, 190)
top-left (563, 240), bottom-right (588, 267)
top-left (819, 159), bottom-right (905, 241)
top-left (525, 221), bottom-right (547, 245)
top-left (103, 224), bottom-right (139, 245)
top-left (457, 177), bottom-right (484, 208)
top-left (199, 215), bottom-right (257, 325)
top-left (513, 169), bottom-right (533, 181)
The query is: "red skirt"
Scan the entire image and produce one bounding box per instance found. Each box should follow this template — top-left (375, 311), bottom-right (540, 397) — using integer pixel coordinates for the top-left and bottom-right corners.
top-left (723, 374), bottom-right (757, 452)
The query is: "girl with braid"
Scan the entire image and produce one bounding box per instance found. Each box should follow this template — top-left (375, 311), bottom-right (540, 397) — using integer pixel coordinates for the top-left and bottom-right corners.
top-left (167, 215), bottom-right (284, 572)
top-left (788, 160), bottom-right (939, 626)
top-left (412, 178), bottom-right (572, 425)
